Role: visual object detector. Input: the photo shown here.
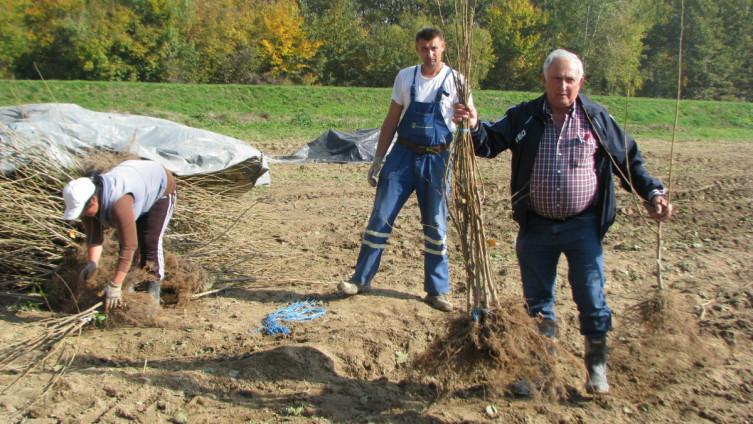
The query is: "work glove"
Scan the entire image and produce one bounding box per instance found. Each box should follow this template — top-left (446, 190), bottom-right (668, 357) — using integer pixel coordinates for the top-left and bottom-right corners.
top-left (367, 155), bottom-right (384, 187)
top-left (101, 281), bottom-right (122, 311)
top-left (78, 261), bottom-right (98, 283)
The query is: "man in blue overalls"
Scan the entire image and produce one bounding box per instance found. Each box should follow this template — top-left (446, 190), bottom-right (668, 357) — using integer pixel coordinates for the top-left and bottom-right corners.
top-left (338, 26), bottom-right (464, 312)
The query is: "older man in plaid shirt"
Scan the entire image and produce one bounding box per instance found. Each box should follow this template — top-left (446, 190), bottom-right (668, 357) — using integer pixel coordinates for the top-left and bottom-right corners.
top-left (453, 49), bottom-right (674, 395)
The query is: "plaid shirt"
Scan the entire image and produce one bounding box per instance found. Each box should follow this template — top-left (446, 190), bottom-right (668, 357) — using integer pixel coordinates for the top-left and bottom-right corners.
top-left (529, 101), bottom-right (598, 219)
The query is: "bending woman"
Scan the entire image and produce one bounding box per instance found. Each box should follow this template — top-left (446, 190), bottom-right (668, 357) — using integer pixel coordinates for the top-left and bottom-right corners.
top-left (62, 160), bottom-right (177, 311)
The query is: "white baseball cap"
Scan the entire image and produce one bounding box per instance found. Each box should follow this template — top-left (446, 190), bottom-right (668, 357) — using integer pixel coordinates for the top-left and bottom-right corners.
top-left (62, 178), bottom-right (96, 220)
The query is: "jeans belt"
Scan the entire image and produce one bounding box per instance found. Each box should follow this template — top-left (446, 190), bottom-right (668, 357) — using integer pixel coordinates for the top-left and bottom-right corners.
top-left (529, 206), bottom-right (595, 223)
top-left (397, 137), bottom-right (449, 154)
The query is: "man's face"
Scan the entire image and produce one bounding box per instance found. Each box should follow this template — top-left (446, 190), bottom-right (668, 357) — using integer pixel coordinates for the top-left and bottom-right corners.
top-left (416, 36), bottom-right (445, 67)
top-left (541, 59), bottom-right (583, 112)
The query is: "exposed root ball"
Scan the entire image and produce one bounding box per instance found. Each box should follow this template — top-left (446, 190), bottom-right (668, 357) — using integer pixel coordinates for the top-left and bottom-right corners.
top-left (414, 302), bottom-right (566, 398)
top-left (43, 236), bottom-right (120, 313)
top-left (618, 290), bottom-right (720, 390)
top-left (634, 289), bottom-right (690, 335)
top-left (639, 290), bottom-right (671, 329)
top-left (43, 229), bottom-right (207, 326)
top-left (104, 292), bottom-right (164, 328)
top-left (161, 250), bottom-right (207, 306)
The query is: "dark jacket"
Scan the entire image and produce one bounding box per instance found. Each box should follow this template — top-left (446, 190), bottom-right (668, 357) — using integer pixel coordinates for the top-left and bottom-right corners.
top-left (471, 93), bottom-right (665, 240)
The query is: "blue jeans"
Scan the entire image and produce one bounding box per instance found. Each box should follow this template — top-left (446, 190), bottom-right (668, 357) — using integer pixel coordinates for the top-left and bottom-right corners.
top-left (516, 210), bottom-right (612, 339)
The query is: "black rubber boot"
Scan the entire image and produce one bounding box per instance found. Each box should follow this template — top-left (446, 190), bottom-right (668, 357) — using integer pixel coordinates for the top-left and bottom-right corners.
top-left (585, 336), bottom-right (609, 394)
top-left (147, 281), bottom-right (161, 303)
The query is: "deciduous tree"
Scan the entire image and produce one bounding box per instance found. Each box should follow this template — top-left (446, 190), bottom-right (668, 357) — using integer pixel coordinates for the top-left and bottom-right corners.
top-left (640, 0), bottom-right (751, 101)
top-left (479, 0), bottom-right (546, 91)
top-left (0, 0), bottom-right (31, 77)
top-left (256, 0), bottom-right (321, 82)
top-left (534, 0), bottom-right (647, 95)
top-left (301, 0), bottom-right (370, 86)
top-left (177, 0), bottom-right (260, 83)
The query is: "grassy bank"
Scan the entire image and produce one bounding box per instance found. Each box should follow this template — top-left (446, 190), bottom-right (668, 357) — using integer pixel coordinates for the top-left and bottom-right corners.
top-left (1, 80), bottom-right (751, 144)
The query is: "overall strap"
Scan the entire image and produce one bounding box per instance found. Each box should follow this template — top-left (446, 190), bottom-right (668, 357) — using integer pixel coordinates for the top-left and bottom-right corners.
top-left (409, 66), bottom-right (419, 100)
top-left (434, 67), bottom-right (453, 102)
top-left (411, 65), bottom-right (451, 102)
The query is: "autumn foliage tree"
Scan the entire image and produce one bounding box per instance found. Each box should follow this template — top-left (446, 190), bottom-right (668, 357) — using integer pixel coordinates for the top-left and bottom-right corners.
top-left (11, 0), bottom-right (187, 81)
top-left (177, 0), bottom-right (260, 83)
top-left (256, 0), bottom-right (321, 83)
top-left (0, 0), bottom-right (750, 99)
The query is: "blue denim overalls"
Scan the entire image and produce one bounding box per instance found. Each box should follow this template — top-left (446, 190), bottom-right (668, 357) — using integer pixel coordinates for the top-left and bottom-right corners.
top-left (350, 66), bottom-right (453, 295)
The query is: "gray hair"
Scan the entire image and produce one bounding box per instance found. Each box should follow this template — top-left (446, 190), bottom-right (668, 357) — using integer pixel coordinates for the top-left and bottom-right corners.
top-left (542, 49), bottom-right (584, 80)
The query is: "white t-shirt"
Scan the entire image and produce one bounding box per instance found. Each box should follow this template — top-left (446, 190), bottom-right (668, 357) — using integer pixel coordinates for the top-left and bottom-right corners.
top-left (391, 64), bottom-right (467, 133)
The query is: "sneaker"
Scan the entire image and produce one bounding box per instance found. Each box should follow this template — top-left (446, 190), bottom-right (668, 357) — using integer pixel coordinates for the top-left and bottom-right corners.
top-left (338, 281), bottom-right (371, 295)
top-left (425, 294), bottom-right (453, 312)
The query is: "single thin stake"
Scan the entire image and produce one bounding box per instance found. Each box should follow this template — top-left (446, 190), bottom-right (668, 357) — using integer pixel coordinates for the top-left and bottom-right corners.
top-left (657, 0), bottom-right (684, 292)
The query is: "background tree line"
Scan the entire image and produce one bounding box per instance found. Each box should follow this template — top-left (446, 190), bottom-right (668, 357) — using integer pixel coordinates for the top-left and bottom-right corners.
top-left (0, 0), bottom-right (750, 101)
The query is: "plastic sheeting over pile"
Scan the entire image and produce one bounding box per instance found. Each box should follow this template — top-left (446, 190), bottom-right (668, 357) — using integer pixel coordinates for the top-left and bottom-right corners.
top-left (270, 128), bottom-right (380, 163)
top-left (0, 103), bottom-right (270, 187)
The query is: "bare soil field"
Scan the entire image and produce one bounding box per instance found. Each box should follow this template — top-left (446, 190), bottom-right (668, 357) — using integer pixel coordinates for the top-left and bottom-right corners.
top-left (1, 137), bottom-right (752, 423)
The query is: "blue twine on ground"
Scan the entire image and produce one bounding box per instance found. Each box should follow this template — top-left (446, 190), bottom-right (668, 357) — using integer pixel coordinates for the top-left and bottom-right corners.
top-left (472, 308), bottom-right (492, 322)
top-left (250, 299), bottom-right (326, 335)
